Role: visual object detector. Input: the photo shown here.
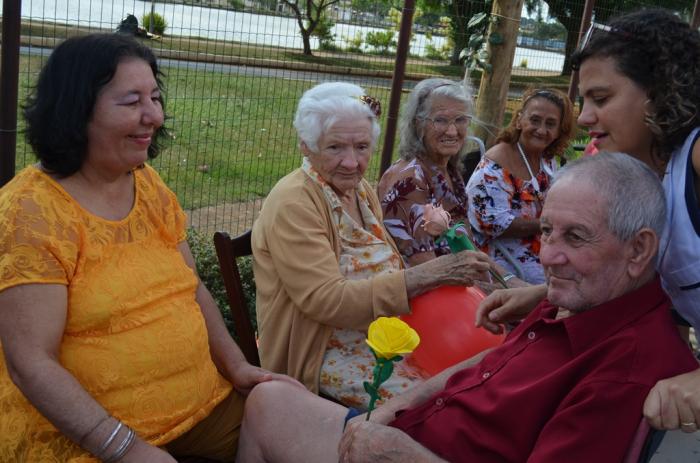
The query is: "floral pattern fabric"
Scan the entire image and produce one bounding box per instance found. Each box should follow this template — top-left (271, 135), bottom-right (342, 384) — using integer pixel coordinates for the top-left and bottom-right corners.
top-left (378, 158), bottom-right (468, 263)
top-left (301, 159), bottom-right (425, 409)
top-left (0, 165), bottom-right (231, 462)
top-left (466, 157), bottom-right (557, 284)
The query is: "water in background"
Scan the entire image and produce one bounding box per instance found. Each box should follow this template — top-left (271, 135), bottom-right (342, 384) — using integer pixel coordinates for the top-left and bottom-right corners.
top-left (16, 0), bottom-right (564, 71)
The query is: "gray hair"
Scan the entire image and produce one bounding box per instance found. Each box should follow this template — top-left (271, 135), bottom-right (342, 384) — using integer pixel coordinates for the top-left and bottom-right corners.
top-left (552, 152), bottom-right (666, 241)
top-left (293, 82), bottom-right (381, 153)
top-left (398, 78), bottom-right (474, 162)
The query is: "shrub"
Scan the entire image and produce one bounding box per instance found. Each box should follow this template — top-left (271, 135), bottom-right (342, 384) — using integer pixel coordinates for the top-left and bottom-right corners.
top-left (312, 14), bottom-right (336, 51)
top-left (142, 12), bottom-right (168, 35)
top-left (519, 58), bottom-right (528, 68)
top-left (365, 30), bottom-right (396, 54)
top-left (344, 32), bottom-right (363, 53)
top-left (425, 42), bottom-right (450, 61)
top-left (186, 228), bottom-right (258, 340)
top-left (228, 0), bottom-right (245, 10)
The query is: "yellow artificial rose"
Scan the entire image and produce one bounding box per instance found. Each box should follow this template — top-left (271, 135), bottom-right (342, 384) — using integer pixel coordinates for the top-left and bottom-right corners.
top-left (366, 317), bottom-right (420, 360)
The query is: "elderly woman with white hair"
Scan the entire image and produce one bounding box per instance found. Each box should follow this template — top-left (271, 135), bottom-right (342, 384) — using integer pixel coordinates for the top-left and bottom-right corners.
top-left (377, 78), bottom-right (473, 267)
top-left (252, 82), bottom-right (491, 409)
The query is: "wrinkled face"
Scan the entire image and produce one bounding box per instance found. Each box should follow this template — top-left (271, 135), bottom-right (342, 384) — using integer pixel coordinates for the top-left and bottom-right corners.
top-left (86, 57), bottom-right (164, 173)
top-left (302, 117), bottom-right (372, 197)
top-left (516, 97), bottom-right (562, 155)
top-left (539, 177), bottom-right (634, 312)
top-left (577, 57), bottom-right (653, 164)
top-left (421, 96), bottom-right (469, 163)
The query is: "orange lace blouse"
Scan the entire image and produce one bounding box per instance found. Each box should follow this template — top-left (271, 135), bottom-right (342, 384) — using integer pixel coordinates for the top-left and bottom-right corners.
top-left (0, 165), bottom-right (231, 462)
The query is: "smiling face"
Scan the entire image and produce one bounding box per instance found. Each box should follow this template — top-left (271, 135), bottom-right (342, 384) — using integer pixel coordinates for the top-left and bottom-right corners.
top-left (577, 57), bottom-right (654, 166)
top-left (539, 177), bottom-right (636, 312)
top-left (302, 116), bottom-right (373, 198)
top-left (516, 97), bottom-right (562, 156)
top-left (421, 96), bottom-right (469, 165)
top-left (86, 57), bottom-right (164, 175)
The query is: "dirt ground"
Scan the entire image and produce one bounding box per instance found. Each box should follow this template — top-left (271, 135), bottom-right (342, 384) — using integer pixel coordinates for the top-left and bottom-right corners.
top-left (186, 198), bottom-right (264, 237)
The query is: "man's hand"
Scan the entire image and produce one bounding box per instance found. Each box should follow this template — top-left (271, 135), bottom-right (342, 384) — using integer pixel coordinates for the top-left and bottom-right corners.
top-left (644, 367), bottom-right (700, 432)
top-left (475, 284), bottom-right (546, 334)
top-left (229, 362), bottom-right (305, 395)
top-left (338, 420), bottom-right (444, 462)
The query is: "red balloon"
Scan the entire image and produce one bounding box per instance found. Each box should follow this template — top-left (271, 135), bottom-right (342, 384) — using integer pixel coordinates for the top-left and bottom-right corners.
top-left (402, 285), bottom-right (505, 377)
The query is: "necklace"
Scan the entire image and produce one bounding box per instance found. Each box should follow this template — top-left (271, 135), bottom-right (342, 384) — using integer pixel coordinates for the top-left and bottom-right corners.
top-left (516, 142), bottom-right (544, 202)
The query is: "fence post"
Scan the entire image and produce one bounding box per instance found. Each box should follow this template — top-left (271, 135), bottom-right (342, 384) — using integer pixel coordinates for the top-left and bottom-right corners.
top-left (692, 0), bottom-right (700, 29)
top-left (378, 0), bottom-right (414, 180)
top-left (567, 0), bottom-right (595, 104)
top-left (0, 0), bottom-right (21, 187)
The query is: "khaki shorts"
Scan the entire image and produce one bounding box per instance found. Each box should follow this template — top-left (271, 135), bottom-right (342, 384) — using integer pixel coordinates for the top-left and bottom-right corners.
top-left (165, 390), bottom-right (245, 462)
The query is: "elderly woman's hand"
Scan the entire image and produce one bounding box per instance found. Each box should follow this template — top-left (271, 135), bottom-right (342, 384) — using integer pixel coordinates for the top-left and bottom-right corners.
top-left (404, 250), bottom-right (491, 299)
top-left (230, 362), bottom-right (306, 395)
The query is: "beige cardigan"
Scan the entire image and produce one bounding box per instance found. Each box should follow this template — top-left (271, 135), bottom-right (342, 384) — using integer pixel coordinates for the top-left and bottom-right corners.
top-left (252, 168), bottom-right (410, 393)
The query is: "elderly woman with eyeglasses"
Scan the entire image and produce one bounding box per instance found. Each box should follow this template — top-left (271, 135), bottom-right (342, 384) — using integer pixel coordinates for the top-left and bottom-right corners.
top-left (377, 78), bottom-right (474, 267)
top-left (252, 82), bottom-right (492, 410)
top-left (466, 88), bottom-right (575, 285)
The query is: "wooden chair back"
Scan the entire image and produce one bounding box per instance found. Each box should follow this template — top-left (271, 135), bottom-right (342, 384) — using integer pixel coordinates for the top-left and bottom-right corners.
top-left (213, 230), bottom-right (260, 367)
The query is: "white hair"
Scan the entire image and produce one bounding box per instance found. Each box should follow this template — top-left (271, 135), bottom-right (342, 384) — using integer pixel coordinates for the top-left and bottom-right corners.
top-left (552, 152), bottom-right (666, 241)
top-left (293, 82), bottom-right (381, 153)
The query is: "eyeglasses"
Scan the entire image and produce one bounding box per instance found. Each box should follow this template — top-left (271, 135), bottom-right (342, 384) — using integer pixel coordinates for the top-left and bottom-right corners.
top-left (579, 22), bottom-right (612, 51)
top-left (422, 115), bottom-right (471, 132)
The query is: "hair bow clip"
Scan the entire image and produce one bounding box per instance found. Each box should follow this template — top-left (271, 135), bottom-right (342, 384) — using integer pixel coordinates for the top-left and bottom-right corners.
top-left (359, 95), bottom-right (382, 118)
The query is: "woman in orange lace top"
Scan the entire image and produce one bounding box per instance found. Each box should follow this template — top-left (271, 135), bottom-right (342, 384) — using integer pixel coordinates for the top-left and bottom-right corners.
top-left (0, 34), bottom-right (298, 462)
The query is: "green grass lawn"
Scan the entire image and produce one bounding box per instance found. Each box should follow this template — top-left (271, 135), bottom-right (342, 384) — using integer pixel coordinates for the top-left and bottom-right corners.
top-left (11, 20), bottom-right (575, 212)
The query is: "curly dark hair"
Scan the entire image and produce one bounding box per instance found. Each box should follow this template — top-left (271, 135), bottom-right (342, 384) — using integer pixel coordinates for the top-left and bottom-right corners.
top-left (571, 8), bottom-right (700, 163)
top-left (23, 33), bottom-right (167, 176)
top-left (496, 87), bottom-right (575, 159)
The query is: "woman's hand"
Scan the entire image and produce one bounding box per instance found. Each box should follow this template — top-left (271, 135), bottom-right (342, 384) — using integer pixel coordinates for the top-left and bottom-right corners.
top-left (405, 250), bottom-right (491, 298)
top-left (475, 284), bottom-right (546, 334)
top-left (120, 439), bottom-right (178, 462)
top-left (230, 362), bottom-right (306, 395)
top-left (644, 367), bottom-right (700, 432)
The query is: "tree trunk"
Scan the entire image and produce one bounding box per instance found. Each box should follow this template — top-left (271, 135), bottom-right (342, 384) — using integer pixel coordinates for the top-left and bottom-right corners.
top-left (302, 30), bottom-right (313, 55)
top-left (471, 0), bottom-right (524, 148)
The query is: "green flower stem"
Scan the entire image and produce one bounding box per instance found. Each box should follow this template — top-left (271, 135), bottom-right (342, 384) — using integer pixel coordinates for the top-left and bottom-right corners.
top-left (364, 354), bottom-right (402, 420)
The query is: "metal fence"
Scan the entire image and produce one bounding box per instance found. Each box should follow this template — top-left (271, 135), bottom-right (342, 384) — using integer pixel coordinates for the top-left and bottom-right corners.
top-left (1, 0), bottom-right (697, 235)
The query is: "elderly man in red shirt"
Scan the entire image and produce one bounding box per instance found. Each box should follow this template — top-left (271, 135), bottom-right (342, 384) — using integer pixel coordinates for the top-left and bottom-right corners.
top-left (235, 152), bottom-right (698, 463)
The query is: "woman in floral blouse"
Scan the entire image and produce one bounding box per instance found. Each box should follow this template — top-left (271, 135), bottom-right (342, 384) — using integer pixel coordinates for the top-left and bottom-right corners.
top-left (466, 88), bottom-right (575, 284)
top-left (378, 78), bottom-right (473, 267)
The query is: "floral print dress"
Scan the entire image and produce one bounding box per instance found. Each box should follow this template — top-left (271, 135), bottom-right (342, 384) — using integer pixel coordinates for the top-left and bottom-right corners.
top-left (378, 158), bottom-right (468, 263)
top-left (466, 157), bottom-right (556, 284)
top-left (301, 159), bottom-right (425, 410)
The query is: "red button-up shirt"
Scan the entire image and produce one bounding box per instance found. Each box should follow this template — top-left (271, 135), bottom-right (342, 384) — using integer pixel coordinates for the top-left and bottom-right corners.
top-left (390, 278), bottom-right (698, 462)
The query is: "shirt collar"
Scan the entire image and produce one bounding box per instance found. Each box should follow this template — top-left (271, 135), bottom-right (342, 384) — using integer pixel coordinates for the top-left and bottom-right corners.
top-left (534, 276), bottom-right (669, 356)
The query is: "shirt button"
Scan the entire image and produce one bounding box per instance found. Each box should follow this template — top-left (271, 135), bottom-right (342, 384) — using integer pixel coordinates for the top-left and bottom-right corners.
top-left (435, 397), bottom-right (444, 407)
top-left (528, 331), bottom-right (536, 340)
top-left (482, 371), bottom-right (491, 379)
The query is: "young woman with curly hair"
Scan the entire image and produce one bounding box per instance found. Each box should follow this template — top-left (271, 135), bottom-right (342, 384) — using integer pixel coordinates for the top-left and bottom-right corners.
top-left (475, 8), bottom-right (700, 435)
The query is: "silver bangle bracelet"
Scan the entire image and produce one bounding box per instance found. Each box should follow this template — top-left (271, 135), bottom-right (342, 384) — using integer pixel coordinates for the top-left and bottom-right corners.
top-left (97, 421), bottom-right (122, 458)
top-left (502, 273), bottom-right (516, 282)
top-left (104, 427), bottom-right (136, 463)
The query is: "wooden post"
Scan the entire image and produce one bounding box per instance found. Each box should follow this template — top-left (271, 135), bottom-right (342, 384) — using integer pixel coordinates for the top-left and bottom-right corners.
top-left (471, 0), bottom-right (524, 148)
top-left (378, 0), bottom-right (415, 179)
top-left (692, 0), bottom-right (700, 29)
